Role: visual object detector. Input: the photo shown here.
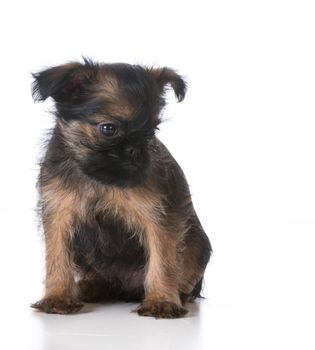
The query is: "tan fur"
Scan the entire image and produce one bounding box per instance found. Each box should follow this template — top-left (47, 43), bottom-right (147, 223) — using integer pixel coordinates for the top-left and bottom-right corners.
top-left (102, 185), bottom-right (182, 305)
top-left (32, 60), bottom-right (211, 318)
top-left (41, 173), bottom-right (184, 306)
top-left (95, 74), bottom-right (135, 119)
top-left (58, 120), bottom-right (98, 159)
top-left (40, 177), bottom-right (79, 299)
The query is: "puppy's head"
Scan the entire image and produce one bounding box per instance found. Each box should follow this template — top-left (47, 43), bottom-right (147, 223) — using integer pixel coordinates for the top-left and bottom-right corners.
top-left (32, 58), bottom-right (187, 187)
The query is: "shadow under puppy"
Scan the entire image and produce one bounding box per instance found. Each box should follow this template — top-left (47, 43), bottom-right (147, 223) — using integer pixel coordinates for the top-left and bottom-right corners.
top-left (31, 58), bottom-right (212, 318)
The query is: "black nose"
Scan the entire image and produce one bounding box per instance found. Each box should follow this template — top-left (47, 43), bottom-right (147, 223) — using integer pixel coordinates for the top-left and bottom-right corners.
top-left (125, 146), bottom-right (139, 158)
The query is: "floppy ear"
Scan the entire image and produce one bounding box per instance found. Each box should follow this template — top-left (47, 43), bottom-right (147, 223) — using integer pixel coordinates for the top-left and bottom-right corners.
top-left (31, 59), bottom-right (98, 103)
top-left (150, 67), bottom-right (187, 102)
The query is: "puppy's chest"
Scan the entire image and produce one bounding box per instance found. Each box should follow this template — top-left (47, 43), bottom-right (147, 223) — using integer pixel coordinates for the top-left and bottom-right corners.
top-left (72, 211), bottom-right (144, 268)
top-left (91, 186), bottom-right (164, 230)
top-left (72, 186), bottom-right (163, 267)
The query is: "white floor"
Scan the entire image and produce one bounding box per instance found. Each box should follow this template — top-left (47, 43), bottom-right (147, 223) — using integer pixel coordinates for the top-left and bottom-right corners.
top-left (1, 209), bottom-right (314, 350)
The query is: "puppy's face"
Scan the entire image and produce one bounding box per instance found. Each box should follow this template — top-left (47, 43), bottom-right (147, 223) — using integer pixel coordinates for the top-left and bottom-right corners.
top-left (32, 59), bottom-right (186, 187)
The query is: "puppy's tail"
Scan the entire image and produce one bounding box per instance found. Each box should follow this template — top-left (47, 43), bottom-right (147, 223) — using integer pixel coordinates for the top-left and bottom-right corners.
top-left (190, 278), bottom-right (205, 299)
top-left (181, 278), bottom-right (205, 303)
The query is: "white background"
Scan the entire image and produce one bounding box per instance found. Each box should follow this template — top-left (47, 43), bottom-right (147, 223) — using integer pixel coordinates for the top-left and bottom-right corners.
top-left (0, 1), bottom-right (314, 349)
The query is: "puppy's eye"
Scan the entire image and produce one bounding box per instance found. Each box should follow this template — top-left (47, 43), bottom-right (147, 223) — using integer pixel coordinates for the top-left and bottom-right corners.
top-left (100, 123), bottom-right (116, 136)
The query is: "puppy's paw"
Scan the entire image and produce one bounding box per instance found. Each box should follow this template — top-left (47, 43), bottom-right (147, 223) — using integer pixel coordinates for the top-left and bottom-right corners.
top-left (137, 300), bottom-right (188, 319)
top-left (31, 296), bottom-right (83, 314)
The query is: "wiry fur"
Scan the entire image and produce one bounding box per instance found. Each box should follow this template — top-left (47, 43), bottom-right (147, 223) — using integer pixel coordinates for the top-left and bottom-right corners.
top-left (31, 58), bottom-right (212, 318)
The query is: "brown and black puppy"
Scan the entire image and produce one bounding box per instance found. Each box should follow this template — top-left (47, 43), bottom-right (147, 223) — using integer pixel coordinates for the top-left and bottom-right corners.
top-left (31, 58), bottom-right (212, 318)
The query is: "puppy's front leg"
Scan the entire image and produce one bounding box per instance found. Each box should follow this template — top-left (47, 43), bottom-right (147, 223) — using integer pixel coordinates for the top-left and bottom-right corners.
top-left (31, 186), bottom-right (82, 314)
top-left (138, 224), bottom-right (187, 318)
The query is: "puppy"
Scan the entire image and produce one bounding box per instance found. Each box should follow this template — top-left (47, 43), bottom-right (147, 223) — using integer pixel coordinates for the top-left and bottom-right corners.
top-left (31, 58), bottom-right (212, 318)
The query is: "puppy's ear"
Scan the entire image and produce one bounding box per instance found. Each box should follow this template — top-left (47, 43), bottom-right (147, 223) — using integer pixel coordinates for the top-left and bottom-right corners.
top-left (150, 67), bottom-right (187, 102)
top-left (31, 58), bottom-right (98, 103)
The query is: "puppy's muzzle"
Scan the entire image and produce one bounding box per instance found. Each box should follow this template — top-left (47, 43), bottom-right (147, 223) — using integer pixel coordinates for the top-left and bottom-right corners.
top-left (124, 145), bottom-right (140, 160)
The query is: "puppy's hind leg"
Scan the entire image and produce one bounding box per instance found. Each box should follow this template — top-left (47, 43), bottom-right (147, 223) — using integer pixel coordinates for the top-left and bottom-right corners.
top-left (178, 218), bottom-right (212, 303)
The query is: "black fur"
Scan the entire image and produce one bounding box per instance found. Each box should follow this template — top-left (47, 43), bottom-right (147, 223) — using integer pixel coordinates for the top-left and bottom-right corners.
top-left (32, 58), bottom-right (211, 318)
top-left (33, 59), bottom-right (186, 187)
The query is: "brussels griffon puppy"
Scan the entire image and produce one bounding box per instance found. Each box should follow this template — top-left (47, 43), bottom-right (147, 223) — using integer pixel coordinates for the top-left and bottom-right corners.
top-left (31, 58), bottom-right (212, 318)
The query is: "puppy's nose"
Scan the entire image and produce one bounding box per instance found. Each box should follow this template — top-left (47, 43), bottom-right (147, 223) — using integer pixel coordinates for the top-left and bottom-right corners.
top-left (125, 146), bottom-right (139, 158)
